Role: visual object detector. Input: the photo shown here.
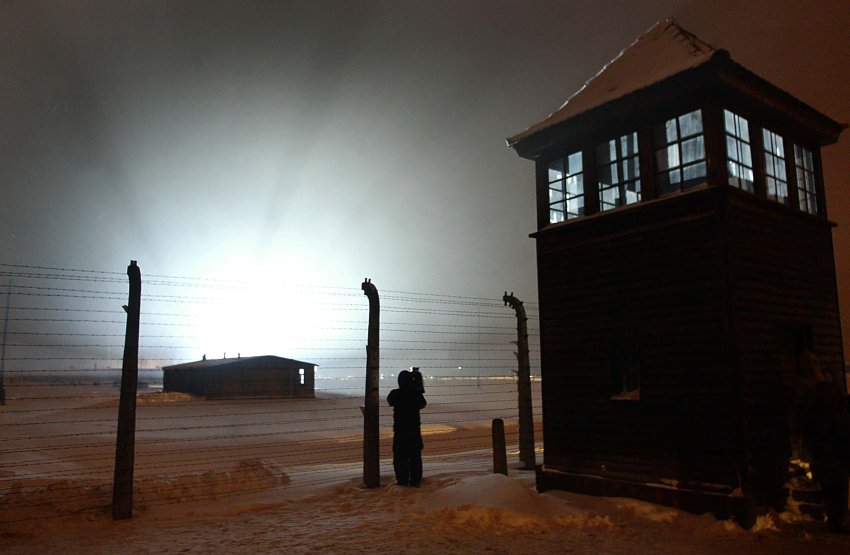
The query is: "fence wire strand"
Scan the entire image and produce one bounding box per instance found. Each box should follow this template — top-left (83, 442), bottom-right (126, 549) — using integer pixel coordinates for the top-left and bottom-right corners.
top-left (0, 264), bottom-right (540, 524)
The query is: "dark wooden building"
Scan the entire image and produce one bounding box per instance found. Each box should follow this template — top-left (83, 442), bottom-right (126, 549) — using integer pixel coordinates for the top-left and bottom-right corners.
top-left (507, 19), bottom-right (845, 521)
top-left (162, 355), bottom-right (316, 399)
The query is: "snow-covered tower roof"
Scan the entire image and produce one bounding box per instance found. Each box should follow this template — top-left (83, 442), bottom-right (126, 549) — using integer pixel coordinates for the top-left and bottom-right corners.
top-left (508, 18), bottom-right (843, 159)
top-left (508, 19), bottom-right (719, 148)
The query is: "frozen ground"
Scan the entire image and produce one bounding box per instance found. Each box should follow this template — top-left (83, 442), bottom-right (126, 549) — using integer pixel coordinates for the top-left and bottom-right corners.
top-left (2, 381), bottom-right (849, 554)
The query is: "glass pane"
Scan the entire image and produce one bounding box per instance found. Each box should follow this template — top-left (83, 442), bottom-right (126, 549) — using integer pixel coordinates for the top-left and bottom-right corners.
top-left (657, 145), bottom-right (679, 170)
top-left (799, 192), bottom-right (811, 214)
top-left (804, 191), bottom-right (817, 214)
top-left (614, 189), bottom-right (625, 207)
top-left (549, 188), bottom-right (564, 203)
top-left (726, 137), bottom-right (740, 162)
top-left (728, 160), bottom-right (741, 179)
top-left (654, 118), bottom-right (677, 145)
top-left (724, 109), bottom-right (735, 133)
top-left (621, 132), bottom-right (638, 157)
top-left (738, 116), bottom-right (750, 142)
top-left (764, 153), bottom-right (776, 177)
top-left (567, 151), bottom-right (583, 174)
top-left (681, 136), bottom-right (704, 164)
top-left (777, 182), bottom-right (789, 205)
top-left (600, 187), bottom-right (616, 210)
top-left (566, 174), bottom-right (583, 196)
top-left (678, 110), bottom-right (703, 137)
top-left (741, 143), bottom-right (752, 167)
top-left (683, 162), bottom-right (706, 186)
top-left (548, 158), bottom-right (564, 182)
top-left (566, 196), bottom-right (585, 218)
top-left (765, 154), bottom-right (787, 182)
top-left (763, 129), bottom-right (784, 157)
top-left (623, 157), bottom-right (639, 180)
top-left (795, 145), bottom-right (814, 172)
top-left (766, 177), bottom-right (777, 199)
top-left (550, 209), bottom-right (564, 223)
top-left (625, 180), bottom-right (641, 204)
top-left (796, 168), bottom-right (809, 193)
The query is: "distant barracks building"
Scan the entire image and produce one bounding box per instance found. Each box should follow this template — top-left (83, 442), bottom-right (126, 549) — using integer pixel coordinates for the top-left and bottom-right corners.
top-left (162, 355), bottom-right (316, 399)
top-left (508, 19), bottom-right (845, 523)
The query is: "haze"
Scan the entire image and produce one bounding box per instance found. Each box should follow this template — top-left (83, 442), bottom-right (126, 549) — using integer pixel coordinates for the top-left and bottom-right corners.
top-left (1, 0), bottom-right (848, 355)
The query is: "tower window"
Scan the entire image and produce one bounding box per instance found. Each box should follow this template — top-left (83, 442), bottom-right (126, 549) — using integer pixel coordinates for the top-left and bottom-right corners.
top-left (597, 132), bottom-right (641, 211)
top-left (653, 109), bottom-right (706, 195)
top-left (724, 110), bottom-right (754, 193)
top-left (548, 151), bottom-right (584, 222)
top-left (794, 145), bottom-right (819, 215)
top-left (762, 129), bottom-right (789, 205)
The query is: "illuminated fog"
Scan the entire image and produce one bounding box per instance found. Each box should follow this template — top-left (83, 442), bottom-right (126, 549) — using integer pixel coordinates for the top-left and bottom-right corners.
top-left (1, 0), bottom-right (847, 358)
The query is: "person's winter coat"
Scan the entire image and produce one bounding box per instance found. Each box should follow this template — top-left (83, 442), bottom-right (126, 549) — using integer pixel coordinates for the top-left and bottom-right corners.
top-left (387, 371), bottom-right (427, 451)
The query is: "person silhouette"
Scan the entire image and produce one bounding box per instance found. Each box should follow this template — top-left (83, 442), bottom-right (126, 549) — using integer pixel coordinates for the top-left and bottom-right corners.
top-left (387, 369), bottom-right (427, 487)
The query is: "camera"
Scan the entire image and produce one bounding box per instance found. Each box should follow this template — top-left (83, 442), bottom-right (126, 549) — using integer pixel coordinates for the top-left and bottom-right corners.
top-left (410, 366), bottom-right (424, 393)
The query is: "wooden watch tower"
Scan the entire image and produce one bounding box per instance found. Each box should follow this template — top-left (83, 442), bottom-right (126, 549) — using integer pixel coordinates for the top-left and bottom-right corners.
top-left (507, 19), bottom-right (845, 521)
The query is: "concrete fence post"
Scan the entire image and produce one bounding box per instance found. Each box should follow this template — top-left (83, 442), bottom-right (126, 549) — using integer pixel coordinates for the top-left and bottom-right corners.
top-left (112, 260), bottom-right (141, 520)
top-left (503, 292), bottom-right (536, 470)
top-left (361, 278), bottom-right (380, 488)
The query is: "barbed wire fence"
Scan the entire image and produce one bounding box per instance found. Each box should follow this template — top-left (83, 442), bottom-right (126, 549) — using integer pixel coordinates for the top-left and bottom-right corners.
top-left (0, 262), bottom-right (541, 524)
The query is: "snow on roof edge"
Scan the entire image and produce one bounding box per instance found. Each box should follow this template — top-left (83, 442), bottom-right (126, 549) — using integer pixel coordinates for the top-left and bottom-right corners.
top-left (162, 355), bottom-right (318, 370)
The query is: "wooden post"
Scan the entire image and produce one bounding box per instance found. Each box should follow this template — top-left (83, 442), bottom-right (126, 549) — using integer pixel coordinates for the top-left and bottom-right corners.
top-left (492, 418), bottom-right (507, 475)
top-left (503, 292), bottom-right (536, 469)
top-left (361, 278), bottom-right (380, 488)
top-left (112, 260), bottom-right (141, 520)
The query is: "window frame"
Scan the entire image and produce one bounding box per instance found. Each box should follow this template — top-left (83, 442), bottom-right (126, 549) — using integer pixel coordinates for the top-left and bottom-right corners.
top-left (794, 144), bottom-right (819, 216)
top-left (723, 109), bottom-right (755, 193)
top-left (597, 132), bottom-right (641, 212)
top-left (535, 106), bottom-right (825, 229)
top-left (547, 151), bottom-right (585, 223)
top-left (762, 128), bottom-right (790, 206)
top-left (653, 109), bottom-right (708, 196)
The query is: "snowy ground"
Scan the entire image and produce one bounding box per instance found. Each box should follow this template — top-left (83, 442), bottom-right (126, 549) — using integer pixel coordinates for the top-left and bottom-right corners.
top-left (2, 381), bottom-right (850, 554)
top-left (3, 457), bottom-right (850, 554)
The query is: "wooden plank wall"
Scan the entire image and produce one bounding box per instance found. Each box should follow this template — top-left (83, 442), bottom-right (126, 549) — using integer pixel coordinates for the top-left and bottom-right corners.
top-left (535, 186), bottom-right (844, 505)
top-left (723, 191), bottom-right (844, 505)
top-left (536, 189), bottom-right (741, 490)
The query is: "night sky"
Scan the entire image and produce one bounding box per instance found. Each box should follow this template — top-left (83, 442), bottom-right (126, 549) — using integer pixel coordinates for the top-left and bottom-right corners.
top-left (2, 0), bottom-right (848, 356)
